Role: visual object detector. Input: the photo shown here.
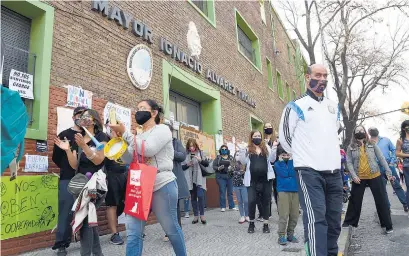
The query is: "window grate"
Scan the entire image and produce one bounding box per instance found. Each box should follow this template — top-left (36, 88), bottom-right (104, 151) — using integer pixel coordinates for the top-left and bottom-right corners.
top-left (238, 26), bottom-right (255, 64)
top-left (192, 0), bottom-right (208, 15)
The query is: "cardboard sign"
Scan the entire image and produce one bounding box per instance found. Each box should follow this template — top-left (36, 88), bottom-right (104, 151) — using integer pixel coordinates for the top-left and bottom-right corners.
top-left (24, 155), bottom-right (48, 173)
top-left (36, 140), bottom-right (47, 153)
top-left (103, 102), bottom-right (131, 131)
top-left (56, 107), bottom-right (74, 135)
top-left (179, 126), bottom-right (216, 159)
top-left (66, 85), bottom-right (92, 109)
top-left (8, 69), bottom-right (34, 99)
top-left (0, 175), bottom-right (59, 240)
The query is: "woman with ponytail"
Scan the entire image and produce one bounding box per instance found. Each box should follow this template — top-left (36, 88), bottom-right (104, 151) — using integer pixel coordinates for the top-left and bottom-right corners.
top-left (110, 99), bottom-right (187, 256)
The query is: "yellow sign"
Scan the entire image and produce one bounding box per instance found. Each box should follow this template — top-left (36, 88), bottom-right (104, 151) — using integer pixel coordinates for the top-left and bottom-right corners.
top-left (179, 126), bottom-right (216, 159)
top-left (0, 175), bottom-right (59, 240)
top-left (402, 102), bottom-right (409, 116)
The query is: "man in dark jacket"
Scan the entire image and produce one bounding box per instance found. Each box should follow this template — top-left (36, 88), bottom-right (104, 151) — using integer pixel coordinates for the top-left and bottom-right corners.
top-left (164, 121), bottom-right (189, 241)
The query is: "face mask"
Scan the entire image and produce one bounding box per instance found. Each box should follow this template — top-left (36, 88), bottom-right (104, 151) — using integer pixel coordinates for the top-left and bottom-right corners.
top-left (369, 129), bottom-right (379, 137)
top-left (135, 111), bottom-right (152, 125)
top-left (252, 138), bottom-right (262, 145)
top-left (354, 132), bottom-right (366, 140)
top-left (309, 79), bottom-right (328, 93)
top-left (74, 118), bottom-right (81, 127)
top-left (189, 147), bottom-right (196, 152)
top-left (264, 128), bottom-right (273, 135)
top-left (220, 149), bottom-right (229, 155)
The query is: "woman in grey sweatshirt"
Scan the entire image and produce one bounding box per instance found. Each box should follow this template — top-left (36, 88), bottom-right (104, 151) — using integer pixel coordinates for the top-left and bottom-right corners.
top-left (110, 99), bottom-right (186, 256)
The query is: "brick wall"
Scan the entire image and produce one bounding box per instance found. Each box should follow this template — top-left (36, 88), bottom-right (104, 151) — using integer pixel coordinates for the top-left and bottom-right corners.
top-left (1, 1), bottom-right (304, 254)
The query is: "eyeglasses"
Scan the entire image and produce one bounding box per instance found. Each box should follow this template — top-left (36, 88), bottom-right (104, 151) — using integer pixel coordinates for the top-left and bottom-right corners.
top-left (81, 114), bottom-right (93, 119)
top-left (221, 148), bottom-right (228, 151)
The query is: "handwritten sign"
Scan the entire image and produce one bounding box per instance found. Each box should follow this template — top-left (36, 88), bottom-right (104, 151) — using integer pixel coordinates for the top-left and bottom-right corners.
top-left (66, 85), bottom-right (92, 109)
top-left (8, 69), bottom-right (34, 99)
top-left (0, 175), bottom-right (59, 240)
top-left (56, 107), bottom-right (74, 135)
top-left (179, 126), bottom-right (216, 159)
top-left (103, 102), bottom-right (132, 131)
top-left (24, 155), bottom-right (48, 173)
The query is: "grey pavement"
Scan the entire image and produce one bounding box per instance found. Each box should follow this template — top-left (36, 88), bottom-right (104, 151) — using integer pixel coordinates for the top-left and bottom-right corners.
top-left (348, 183), bottom-right (409, 256)
top-left (23, 203), bottom-right (306, 256)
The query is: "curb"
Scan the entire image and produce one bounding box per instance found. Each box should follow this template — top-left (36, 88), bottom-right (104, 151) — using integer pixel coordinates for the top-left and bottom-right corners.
top-left (337, 225), bottom-right (352, 256)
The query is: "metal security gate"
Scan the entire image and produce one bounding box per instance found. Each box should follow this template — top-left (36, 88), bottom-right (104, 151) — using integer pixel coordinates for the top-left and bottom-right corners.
top-left (1, 6), bottom-right (35, 124)
top-left (169, 91), bottom-right (202, 129)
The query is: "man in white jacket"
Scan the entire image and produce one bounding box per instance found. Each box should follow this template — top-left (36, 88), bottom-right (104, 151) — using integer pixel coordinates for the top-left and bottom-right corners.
top-left (279, 64), bottom-right (342, 256)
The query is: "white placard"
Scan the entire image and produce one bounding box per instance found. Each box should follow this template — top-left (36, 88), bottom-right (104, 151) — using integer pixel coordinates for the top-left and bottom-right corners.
top-left (103, 102), bottom-right (132, 132)
top-left (24, 155), bottom-right (48, 172)
top-left (227, 142), bottom-right (236, 157)
top-left (214, 134), bottom-right (224, 151)
top-left (173, 121), bottom-right (180, 131)
top-left (57, 107), bottom-right (74, 135)
top-left (66, 85), bottom-right (93, 109)
top-left (8, 69), bottom-right (34, 99)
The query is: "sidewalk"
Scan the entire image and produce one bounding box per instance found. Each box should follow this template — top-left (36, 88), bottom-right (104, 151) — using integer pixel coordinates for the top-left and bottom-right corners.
top-left (23, 204), bottom-right (306, 256)
top-left (22, 201), bottom-right (352, 256)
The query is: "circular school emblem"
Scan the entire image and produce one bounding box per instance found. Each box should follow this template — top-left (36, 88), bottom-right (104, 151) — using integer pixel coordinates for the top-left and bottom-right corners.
top-left (127, 44), bottom-right (153, 90)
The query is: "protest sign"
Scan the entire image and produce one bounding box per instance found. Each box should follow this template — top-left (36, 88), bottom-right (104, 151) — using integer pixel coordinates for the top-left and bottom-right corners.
top-left (66, 85), bottom-right (92, 109)
top-left (179, 126), bottom-right (216, 159)
top-left (24, 155), bottom-right (48, 173)
top-left (103, 102), bottom-right (131, 131)
top-left (8, 69), bottom-right (34, 99)
top-left (0, 175), bottom-right (59, 240)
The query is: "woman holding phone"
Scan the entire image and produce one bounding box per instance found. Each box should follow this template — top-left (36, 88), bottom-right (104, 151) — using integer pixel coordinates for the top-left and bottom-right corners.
top-left (182, 138), bottom-right (210, 224)
top-left (109, 99), bottom-right (186, 256)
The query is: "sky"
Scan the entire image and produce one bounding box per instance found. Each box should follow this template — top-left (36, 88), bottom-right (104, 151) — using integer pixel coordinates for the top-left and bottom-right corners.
top-left (273, 0), bottom-right (409, 143)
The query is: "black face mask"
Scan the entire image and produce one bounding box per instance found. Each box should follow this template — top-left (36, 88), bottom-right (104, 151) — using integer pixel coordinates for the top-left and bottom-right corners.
top-left (369, 129), bottom-right (379, 137)
top-left (354, 132), bottom-right (366, 140)
top-left (252, 138), bottom-right (262, 145)
top-left (264, 128), bottom-right (273, 135)
top-left (135, 111), bottom-right (152, 125)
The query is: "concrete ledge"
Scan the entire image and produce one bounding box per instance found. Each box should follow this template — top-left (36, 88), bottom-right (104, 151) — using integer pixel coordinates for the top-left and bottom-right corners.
top-left (338, 226), bottom-right (352, 256)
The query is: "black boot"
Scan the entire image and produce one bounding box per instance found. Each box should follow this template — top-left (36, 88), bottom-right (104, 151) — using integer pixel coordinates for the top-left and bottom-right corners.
top-left (248, 222), bottom-right (255, 233)
top-left (263, 223), bottom-right (270, 233)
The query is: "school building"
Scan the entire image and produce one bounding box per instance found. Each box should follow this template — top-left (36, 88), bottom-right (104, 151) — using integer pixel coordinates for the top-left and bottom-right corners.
top-left (0, 0), bottom-right (307, 254)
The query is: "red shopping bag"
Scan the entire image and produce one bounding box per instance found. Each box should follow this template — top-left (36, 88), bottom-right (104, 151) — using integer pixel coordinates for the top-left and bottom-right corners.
top-left (124, 140), bottom-right (157, 221)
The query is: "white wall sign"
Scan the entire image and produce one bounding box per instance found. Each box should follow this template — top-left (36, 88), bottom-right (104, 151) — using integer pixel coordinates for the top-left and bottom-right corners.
top-left (187, 21), bottom-right (202, 59)
top-left (56, 107), bottom-right (74, 135)
top-left (127, 44), bottom-right (153, 90)
top-left (8, 69), bottom-right (34, 99)
top-left (24, 155), bottom-right (48, 172)
top-left (66, 85), bottom-right (93, 109)
top-left (103, 102), bottom-right (132, 131)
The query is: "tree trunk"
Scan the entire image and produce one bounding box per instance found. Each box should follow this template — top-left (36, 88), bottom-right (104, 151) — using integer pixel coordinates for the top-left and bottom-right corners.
top-left (342, 120), bottom-right (357, 150)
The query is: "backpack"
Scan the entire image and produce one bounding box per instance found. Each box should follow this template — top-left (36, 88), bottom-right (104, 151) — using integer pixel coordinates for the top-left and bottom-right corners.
top-left (1, 86), bottom-right (28, 175)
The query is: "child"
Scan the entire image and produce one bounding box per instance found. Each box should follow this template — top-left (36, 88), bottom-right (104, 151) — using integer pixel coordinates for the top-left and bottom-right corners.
top-left (274, 145), bottom-right (299, 245)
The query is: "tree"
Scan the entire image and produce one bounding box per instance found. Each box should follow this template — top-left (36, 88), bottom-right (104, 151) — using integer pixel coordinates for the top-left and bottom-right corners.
top-left (278, 0), bottom-right (409, 148)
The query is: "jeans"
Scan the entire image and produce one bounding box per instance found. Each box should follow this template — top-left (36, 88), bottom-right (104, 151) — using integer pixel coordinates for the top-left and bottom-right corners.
top-left (80, 218), bottom-right (103, 256)
top-left (404, 167), bottom-right (409, 206)
top-left (184, 198), bottom-right (190, 212)
top-left (190, 183), bottom-right (205, 216)
top-left (233, 186), bottom-right (248, 217)
top-left (125, 180), bottom-right (186, 256)
top-left (296, 169), bottom-right (343, 256)
top-left (216, 173), bottom-right (235, 209)
top-left (54, 180), bottom-right (75, 249)
top-left (380, 165), bottom-right (407, 208)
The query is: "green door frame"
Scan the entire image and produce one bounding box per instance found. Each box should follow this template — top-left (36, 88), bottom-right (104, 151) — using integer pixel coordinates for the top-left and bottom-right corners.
top-left (162, 59), bottom-right (222, 135)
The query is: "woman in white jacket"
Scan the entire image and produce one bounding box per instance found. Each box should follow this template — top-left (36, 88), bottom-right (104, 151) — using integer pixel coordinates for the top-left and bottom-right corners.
top-left (237, 130), bottom-right (277, 234)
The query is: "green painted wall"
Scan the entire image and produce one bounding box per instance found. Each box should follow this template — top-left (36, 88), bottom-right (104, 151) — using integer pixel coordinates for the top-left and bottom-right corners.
top-left (2, 0), bottom-right (54, 140)
top-left (162, 59), bottom-right (222, 135)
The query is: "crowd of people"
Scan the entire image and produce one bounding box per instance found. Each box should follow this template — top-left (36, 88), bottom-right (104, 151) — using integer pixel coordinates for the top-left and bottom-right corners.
top-left (50, 64), bottom-right (409, 256)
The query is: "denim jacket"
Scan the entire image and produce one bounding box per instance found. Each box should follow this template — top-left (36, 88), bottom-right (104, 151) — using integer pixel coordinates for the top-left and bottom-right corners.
top-left (346, 141), bottom-right (392, 180)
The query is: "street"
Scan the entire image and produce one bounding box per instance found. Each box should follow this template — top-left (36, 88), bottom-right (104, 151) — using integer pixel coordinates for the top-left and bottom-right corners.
top-left (348, 184), bottom-right (409, 256)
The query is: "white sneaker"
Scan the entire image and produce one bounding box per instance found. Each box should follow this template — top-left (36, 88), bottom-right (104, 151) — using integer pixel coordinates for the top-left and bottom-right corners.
top-left (239, 216), bottom-right (245, 224)
top-left (231, 207), bottom-right (239, 211)
top-left (245, 216), bottom-right (250, 222)
top-left (184, 212), bottom-right (189, 218)
top-left (221, 208), bottom-right (226, 212)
